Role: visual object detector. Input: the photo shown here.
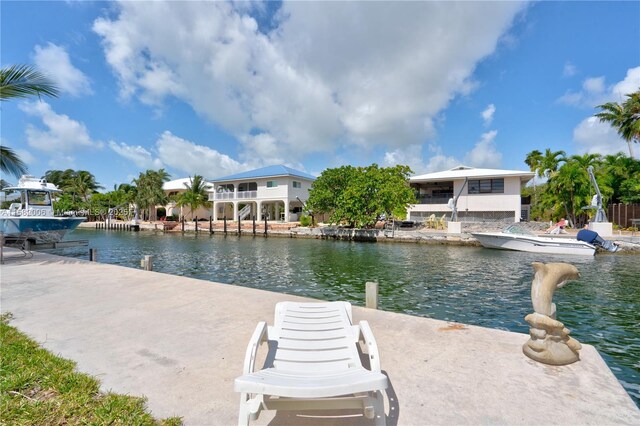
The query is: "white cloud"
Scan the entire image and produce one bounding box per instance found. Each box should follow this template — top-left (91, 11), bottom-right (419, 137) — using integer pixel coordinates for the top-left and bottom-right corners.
top-left (33, 43), bottom-right (92, 97)
top-left (558, 66), bottom-right (640, 107)
top-left (94, 1), bottom-right (526, 163)
top-left (155, 131), bottom-right (247, 178)
top-left (463, 130), bottom-right (502, 168)
top-left (108, 141), bottom-right (163, 169)
top-left (563, 61), bottom-right (577, 77)
top-left (19, 101), bottom-right (103, 153)
top-left (574, 116), bottom-right (629, 156)
top-left (481, 104), bottom-right (496, 126)
top-left (570, 66), bottom-right (640, 155)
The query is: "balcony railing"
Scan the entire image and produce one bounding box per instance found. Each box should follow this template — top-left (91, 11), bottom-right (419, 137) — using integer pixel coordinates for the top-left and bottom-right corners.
top-left (210, 190), bottom-right (258, 201)
top-left (416, 195), bottom-right (452, 205)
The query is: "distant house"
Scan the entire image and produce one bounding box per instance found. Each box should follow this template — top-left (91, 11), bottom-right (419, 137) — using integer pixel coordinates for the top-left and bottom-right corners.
top-left (163, 177), bottom-right (214, 220)
top-left (209, 165), bottom-right (316, 222)
top-left (407, 166), bottom-right (535, 223)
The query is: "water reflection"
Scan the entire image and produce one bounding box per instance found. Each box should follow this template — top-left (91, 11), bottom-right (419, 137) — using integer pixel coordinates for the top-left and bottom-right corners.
top-left (54, 229), bottom-right (639, 406)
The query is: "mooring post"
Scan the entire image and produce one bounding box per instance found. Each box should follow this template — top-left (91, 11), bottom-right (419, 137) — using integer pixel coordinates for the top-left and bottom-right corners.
top-left (264, 216), bottom-right (268, 237)
top-left (365, 281), bottom-right (379, 309)
top-left (253, 215), bottom-right (256, 235)
top-left (181, 216), bottom-right (185, 232)
top-left (209, 216), bottom-right (213, 234)
top-left (89, 248), bottom-right (98, 262)
top-left (195, 217), bottom-right (198, 233)
top-left (143, 255), bottom-right (153, 271)
top-left (224, 216), bottom-right (227, 234)
top-left (238, 215), bottom-right (241, 236)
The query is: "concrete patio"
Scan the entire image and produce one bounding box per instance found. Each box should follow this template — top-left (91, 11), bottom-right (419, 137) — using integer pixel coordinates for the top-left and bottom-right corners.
top-left (1, 249), bottom-right (638, 425)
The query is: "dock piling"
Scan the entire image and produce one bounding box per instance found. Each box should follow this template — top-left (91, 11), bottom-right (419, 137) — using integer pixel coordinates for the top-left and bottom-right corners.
top-left (237, 216), bottom-right (241, 236)
top-left (264, 216), bottom-right (268, 237)
top-left (142, 255), bottom-right (153, 271)
top-left (209, 216), bottom-right (213, 234)
top-left (252, 216), bottom-right (256, 235)
top-left (195, 217), bottom-right (198, 233)
top-left (224, 216), bottom-right (227, 234)
top-left (365, 281), bottom-right (379, 309)
top-left (89, 248), bottom-right (98, 262)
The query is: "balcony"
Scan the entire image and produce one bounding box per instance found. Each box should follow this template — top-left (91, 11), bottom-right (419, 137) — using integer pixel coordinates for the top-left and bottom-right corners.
top-left (209, 191), bottom-right (258, 201)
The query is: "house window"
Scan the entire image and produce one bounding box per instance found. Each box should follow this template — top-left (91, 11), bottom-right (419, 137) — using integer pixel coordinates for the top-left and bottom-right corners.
top-left (267, 181), bottom-right (278, 188)
top-left (468, 179), bottom-right (504, 194)
top-left (292, 181), bottom-right (302, 188)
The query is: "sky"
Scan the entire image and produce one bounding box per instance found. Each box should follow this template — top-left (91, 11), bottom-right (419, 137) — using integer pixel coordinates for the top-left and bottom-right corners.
top-left (1, 0), bottom-right (639, 190)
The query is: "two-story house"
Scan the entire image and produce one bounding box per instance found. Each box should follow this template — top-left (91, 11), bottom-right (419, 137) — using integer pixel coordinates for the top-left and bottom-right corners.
top-left (209, 165), bottom-right (316, 222)
top-left (407, 166), bottom-right (535, 223)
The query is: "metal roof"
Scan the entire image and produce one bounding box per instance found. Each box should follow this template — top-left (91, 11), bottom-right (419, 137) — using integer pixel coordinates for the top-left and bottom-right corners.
top-left (211, 165), bottom-right (316, 183)
top-left (163, 178), bottom-right (214, 191)
top-left (410, 166), bottom-right (535, 183)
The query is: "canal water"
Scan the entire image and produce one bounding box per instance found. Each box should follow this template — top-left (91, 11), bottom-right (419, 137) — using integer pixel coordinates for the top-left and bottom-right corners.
top-left (54, 229), bottom-right (639, 406)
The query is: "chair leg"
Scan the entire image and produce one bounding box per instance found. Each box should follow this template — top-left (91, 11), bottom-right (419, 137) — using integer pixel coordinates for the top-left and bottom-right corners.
top-left (373, 390), bottom-right (386, 426)
top-left (238, 393), bottom-right (250, 426)
top-left (364, 391), bottom-right (386, 426)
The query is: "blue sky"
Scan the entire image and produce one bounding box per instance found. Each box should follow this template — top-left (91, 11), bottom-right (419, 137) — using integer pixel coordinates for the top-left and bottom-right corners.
top-left (2, 1), bottom-right (639, 189)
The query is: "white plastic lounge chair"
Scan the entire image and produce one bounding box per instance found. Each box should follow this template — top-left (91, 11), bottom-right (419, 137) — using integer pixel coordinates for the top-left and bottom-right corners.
top-left (234, 301), bottom-right (388, 425)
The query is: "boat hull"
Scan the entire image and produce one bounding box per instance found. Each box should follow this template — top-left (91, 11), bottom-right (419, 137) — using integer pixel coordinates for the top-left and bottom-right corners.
top-left (0, 217), bottom-right (85, 244)
top-left (471, 232), bottom-right (596, 256)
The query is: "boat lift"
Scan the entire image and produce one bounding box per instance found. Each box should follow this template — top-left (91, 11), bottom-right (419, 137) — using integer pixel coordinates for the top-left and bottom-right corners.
top-left (582, 166), bottom-right (607, 223)
top-left (448, 178), bottom-right (469, 222)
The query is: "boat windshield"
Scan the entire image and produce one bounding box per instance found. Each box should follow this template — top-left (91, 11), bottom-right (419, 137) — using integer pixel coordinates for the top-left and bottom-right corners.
top-left (27, 190), bottom-right (52, 206)
top-left (502, 224), bottom-right (535, 236)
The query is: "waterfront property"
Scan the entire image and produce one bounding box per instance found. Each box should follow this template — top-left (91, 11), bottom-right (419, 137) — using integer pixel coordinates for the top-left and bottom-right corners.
top-left (162, 177), bottom-right (214, 220)
top-left (2, 248), bottom-right (639, 423)
top-left (407, 166), bottom-right (535, 223)
top-left (208, 165), bottom-right (315, 222)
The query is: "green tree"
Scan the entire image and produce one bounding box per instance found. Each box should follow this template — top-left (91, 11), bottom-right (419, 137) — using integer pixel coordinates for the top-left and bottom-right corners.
top-left (307, 164), bottom-right (415, 228)
top-left (43, 169), bottom-right (102, 203)
top-left (1, 64), bottom-right (60, 178)
top-left (133, 169), bottom-right (170, 221)
top-left (176, 175), bottom-right (211, 219)
top-left (595, 90), bottom-right (640, 159)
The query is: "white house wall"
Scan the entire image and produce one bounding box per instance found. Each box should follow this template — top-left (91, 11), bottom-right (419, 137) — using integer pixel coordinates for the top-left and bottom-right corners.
top-left (408, 176), bottom-right (523, 222)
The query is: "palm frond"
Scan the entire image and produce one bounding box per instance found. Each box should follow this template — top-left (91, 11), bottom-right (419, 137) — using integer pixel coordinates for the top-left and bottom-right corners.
top-left (0, 146), bottom-right (28, 178)
top-left (0, 64), bottom-right (60, 101)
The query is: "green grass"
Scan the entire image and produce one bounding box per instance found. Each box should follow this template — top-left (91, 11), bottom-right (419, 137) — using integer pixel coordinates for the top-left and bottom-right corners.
top-left (0, 313), bottom-right (182, 425)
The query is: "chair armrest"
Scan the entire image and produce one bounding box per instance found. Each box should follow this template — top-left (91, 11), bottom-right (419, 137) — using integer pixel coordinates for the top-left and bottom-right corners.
top-left (358, 320), bottom-right (382, 372)
top-left (242, 321), bottom-right (268, 375)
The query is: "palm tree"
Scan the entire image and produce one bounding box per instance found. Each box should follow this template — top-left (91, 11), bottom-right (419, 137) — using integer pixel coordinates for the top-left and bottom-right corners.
top-left (539, 148), bottom-right (566, 179)
top-left (524, 149), bottom-right (543, 205)
top-left (595, 90), bottom-right (640, 159)
top-left (176, 175), bottom-right (211, 220)
top-left (1, 64), bottom-right (60, 177)
top-left (0, 146), bottom-right (27, 178)
top-left (68, 171), bottom-right (103, 202)
top-left (133, 169), bottom-right (171, 221)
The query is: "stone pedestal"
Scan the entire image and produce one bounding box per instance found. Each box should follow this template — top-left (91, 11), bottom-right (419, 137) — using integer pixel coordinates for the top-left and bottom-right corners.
top-left (447, 221), bottom-right (462, 234)
top-left (523, 262), bottom-right (582, 365)
top-left (589, 222), bottom-right (612, 237)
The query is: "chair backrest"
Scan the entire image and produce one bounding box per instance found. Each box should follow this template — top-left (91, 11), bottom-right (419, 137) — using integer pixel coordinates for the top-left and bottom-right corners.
top-left (270, 302), bottom-right (361, 373)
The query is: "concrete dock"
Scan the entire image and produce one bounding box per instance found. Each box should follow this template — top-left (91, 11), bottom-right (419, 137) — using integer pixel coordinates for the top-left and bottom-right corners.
top-left (1, 249), bottom-right (639, 425)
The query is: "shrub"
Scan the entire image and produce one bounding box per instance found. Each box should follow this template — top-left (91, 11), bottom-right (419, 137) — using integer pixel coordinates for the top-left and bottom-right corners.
top-left (299, 214), bottom-right (312, 227)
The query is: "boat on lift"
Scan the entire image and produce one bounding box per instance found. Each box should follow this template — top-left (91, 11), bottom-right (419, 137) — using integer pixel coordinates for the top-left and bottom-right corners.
top-left (0, 175), bottom-right (85, 244)
top-left (471, 224), bottom-right (596, 256)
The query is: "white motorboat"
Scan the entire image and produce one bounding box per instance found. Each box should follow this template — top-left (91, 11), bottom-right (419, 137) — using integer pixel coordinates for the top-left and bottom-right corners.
top-left (471, 225), bottom-right (596, 256)
top-left (1, 176), bottom-right (85, 244)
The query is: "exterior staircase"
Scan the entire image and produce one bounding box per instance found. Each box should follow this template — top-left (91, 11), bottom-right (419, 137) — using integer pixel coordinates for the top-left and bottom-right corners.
top-left (238, 204), bottom-right (252, 220)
